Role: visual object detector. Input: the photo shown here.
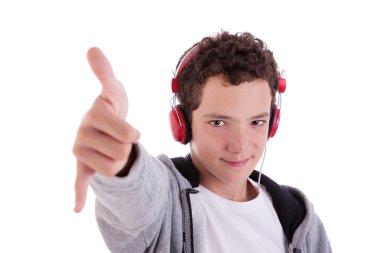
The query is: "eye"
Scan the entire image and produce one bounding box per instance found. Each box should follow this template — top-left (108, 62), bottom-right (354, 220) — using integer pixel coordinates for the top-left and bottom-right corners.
top-left (251, 120), bottom-right (265, 126)
top-left (210, 120), bottom-right (225, 127)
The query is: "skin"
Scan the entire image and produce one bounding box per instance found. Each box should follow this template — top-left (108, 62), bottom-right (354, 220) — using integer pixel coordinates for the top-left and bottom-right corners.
top-left (190, 76), bottom-right (272, 202)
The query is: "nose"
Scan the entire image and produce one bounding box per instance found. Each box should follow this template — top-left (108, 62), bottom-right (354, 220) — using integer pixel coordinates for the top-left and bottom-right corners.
top-left (226, 126), bottom-right (250, 153)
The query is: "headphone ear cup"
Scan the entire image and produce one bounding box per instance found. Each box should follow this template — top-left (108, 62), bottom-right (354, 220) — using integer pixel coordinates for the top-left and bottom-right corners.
top-left (169, 105), bottom-right (192, 144)
top-left (268, 107), bottom-right (280, 139)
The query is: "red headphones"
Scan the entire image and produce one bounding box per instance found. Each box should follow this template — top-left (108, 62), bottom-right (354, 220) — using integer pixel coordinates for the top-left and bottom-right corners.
top-left (169, 47), bottom-right (286, 144)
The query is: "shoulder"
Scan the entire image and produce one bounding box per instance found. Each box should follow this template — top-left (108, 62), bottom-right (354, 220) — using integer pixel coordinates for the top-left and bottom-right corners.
top-left (283, 186), bottom-right (331, 251)
top-left (253, 173), bottom-right (331, 251)
top-left (250, 172), bottom-right (313, 244)
top-left (157, 153), bottom-right (194, 189)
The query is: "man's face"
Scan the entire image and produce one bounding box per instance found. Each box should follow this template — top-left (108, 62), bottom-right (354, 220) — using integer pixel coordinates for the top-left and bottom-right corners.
top-left (190, 75), bottom-right (272, 194)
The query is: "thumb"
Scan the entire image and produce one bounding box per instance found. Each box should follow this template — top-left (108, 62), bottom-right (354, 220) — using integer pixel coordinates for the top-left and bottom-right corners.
top-left (87, 47), bottom-right (128, 118)
top-left (74, 161), bottom-right (95, 213)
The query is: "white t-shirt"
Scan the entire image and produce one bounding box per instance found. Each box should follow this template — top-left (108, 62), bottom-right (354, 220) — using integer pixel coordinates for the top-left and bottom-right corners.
top-left (196, 179), bottom-right (286, 253)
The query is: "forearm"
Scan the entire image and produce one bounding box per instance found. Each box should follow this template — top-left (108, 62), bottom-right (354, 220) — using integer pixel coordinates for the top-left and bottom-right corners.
top-left (90, 143), bottom-right (169, 235)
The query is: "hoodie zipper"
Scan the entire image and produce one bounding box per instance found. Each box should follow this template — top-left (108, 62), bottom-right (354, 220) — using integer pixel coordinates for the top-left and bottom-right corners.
top-left (181, 188), bottom-right (198, 253)
top-left (289, 244), bottom-right (302, 253)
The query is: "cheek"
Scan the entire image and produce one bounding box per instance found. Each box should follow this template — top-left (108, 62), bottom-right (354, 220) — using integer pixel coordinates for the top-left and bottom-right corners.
top-left (253, 131), bottom-right (268, 144)
top-left (250, 136), bottom-right (267, 154)
top-left (194, 124), bottom-right (225, 144)
top-left (192, 124), bottom-right (224, 154)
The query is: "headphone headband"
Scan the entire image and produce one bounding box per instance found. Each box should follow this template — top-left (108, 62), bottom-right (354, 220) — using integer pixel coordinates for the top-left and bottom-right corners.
top-left (171, 47), bottom-right (199, 93)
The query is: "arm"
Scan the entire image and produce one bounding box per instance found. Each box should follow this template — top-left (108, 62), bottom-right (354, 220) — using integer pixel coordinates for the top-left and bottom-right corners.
top-left (304, 214), bottom-right (332, 253)
top-left (91, 144), bottom-right (171, 251)
top-left (72, 48), bottom-right (175, 251)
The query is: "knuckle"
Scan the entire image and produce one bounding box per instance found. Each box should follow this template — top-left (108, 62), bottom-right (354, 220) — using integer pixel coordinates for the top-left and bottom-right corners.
top-left (85, 108), bottom-right (98, 125)
top-left (74, 130), bottom-right (92, 152)
top-left (72, 146), bottom-right (77, 156)
top-left (72, 143), bottom-right (81, 157)
top-left (75, 128), bottom-right (87, 143)
top-left (72, 145), bottom-right (85, 159)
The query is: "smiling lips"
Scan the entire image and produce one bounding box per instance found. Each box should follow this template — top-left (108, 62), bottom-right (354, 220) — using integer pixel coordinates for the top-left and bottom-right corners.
top-left (221, 158), bottom-right (250, 168)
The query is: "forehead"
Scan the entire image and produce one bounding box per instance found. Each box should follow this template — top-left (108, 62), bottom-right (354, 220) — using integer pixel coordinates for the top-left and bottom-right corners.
top-left (197, 75), bottom-right (272, 113)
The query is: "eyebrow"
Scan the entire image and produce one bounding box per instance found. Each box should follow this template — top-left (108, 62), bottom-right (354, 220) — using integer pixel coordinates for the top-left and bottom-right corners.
top-left (203, 112), bottom-right (271, 120)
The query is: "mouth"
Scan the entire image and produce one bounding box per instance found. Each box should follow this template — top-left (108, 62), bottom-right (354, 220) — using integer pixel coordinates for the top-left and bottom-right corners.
top-left (221, 158), bottom-right (250, 168)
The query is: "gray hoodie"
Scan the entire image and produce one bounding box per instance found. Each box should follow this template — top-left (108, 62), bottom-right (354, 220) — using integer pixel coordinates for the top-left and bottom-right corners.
top-left (91, 144), bottom-right (332, 252)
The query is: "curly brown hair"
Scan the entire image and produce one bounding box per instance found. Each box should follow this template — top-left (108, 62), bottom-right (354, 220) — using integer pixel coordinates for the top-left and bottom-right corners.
top-left (176, 31), bottom-right (279, 123)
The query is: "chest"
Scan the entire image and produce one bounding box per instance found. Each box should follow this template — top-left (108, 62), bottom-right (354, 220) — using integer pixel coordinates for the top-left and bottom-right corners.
top-left (190, 186), bottom-right (287, 253)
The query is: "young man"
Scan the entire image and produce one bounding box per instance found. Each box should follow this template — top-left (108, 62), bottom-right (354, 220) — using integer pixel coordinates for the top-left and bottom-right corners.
top-left (73, 32), bottom-right (332, 252)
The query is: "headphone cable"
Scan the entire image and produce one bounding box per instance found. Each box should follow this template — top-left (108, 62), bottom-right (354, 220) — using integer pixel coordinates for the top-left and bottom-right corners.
top-left (257, 145), bottom-right (267, 193)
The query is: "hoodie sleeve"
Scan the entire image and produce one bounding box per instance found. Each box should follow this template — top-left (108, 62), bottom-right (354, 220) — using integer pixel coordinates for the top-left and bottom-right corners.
top-left (90, 143), bottom-right (170, 252)
top-left (304, 213), bottom-right (332, 253)
top-left (286, 186), bottom-right (332, 253)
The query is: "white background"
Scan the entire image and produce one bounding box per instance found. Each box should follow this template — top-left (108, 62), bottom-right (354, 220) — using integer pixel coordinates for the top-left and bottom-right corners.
top-left (1, 0), bottom-right (379, 252)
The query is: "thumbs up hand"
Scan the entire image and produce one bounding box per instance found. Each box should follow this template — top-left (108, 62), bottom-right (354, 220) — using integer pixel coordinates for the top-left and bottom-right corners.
top-left (72, 48), bottom-right (140, 213)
